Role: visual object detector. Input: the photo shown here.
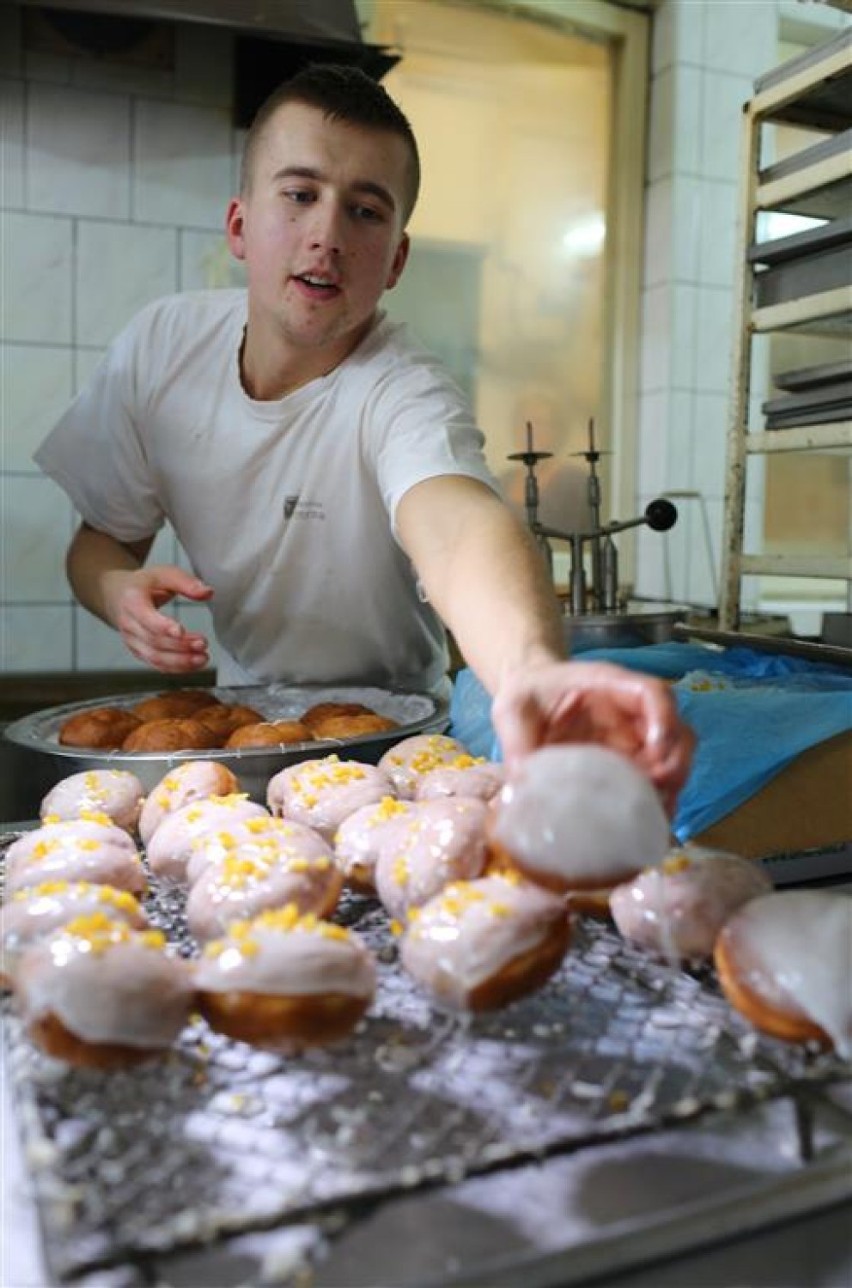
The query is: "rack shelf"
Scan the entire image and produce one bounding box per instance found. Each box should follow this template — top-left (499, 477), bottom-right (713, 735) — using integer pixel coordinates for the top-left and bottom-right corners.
top-left (719, 31), bottom-right (852, 635)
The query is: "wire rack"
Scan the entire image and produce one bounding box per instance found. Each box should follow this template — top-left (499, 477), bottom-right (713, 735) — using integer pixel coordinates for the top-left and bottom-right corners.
top-left (2, 831), bottom-right (849, 1284)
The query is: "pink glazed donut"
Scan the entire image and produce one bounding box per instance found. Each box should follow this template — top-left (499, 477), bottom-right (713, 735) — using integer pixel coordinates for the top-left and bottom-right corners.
top-left (374, 797), bottom-right (490, 921)
top-left (266, 756), bottom-right (394, 841)
top-left (5, 815), bottom-right (146, 898)
top-left (40, 769), bottom-right (145, 834)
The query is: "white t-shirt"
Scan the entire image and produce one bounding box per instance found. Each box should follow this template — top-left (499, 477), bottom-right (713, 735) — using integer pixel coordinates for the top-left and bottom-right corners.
top-left (35, 290), bottom-right (498, 693)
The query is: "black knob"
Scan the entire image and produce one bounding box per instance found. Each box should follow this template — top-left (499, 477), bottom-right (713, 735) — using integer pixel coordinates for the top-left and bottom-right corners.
top-left (644, 498), bottom-right (678, 531)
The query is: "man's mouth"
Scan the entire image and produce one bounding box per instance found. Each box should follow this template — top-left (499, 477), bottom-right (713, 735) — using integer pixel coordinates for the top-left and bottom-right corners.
top-left (293, 273), bottom-right (340, 295)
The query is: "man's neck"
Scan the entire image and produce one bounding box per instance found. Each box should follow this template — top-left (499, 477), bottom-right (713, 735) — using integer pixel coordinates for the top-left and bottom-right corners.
top-left (239, 315), bottom-right (376, 402)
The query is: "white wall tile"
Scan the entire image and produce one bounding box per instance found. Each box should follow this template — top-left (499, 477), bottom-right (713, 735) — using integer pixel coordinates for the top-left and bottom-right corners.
top-left (27, 82), bottom-right (131, 219)
top-left (673, 0), bottom-right (706, 66)
top-left (174, 25), bottom-right (233, 107)
top-left (75, 220), bottom-right (176, 346)
top-left (180, 229), bottom-right (245, 292)
top-left (70, 57), bottom-right (172, 99)
top-left (663, 389), bottom-right (694, 492)
top-left (651, 1), bottom-right (675, 75)
top-left (670, 282), bottom-right (699, 390)
top-left (0, 211), bottom-right (73, 343)
top-left (133, 98), bottom-right (233, 228)
top-left (703, 0), bottom-right (778, 78)
top-left (689, 390), bottom-right (729, 500)
top-left (637, 390), bottom-right (669, 497)
top-left (0, 474), bottom-right (74, 600)
top-left (696, 178), bottom-right (738, 288)
top-left (74, 347), bottom-right (107, 393)
top-left (671, 175), bottom-right (702, 283)
top-left (672, 64), bottom-right (702, 176)
top-left (642, 179), bottom-right (672, 290)
top-left (2, 343), bottom-right (73, 471)
top-left (0, 5), bottom-right (22, 78)
top-left (74, 608), bottom-right (149, 672)
top-left (683, 495), bottom-right (722, 607)
top-left (2, 605), bottom-right (73, 672)
top-left (639, 284), bottom-right (670, 395)
top-left (693, 285), bottom-right (736, 394)
top-left (699, 70), bottom-right (753, 182)
top-left (23, 52), bottom-right (72, 85)
top-left (0, 78), bottom-right (25, 208)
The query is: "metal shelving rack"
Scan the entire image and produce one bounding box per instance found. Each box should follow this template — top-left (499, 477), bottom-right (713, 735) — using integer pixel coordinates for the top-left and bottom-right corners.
top-left (719, 29), bottom-right (852, 633)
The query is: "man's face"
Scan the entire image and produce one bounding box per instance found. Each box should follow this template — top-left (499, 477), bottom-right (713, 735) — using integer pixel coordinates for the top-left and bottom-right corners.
top-left (227, 102), bottom-right (411, 360)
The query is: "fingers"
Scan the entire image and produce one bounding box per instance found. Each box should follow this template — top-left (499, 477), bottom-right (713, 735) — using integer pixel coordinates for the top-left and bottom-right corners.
top-left (491, 660), bottom-right (696, 814)
top-left (114, 571), bottom-right (211, 674)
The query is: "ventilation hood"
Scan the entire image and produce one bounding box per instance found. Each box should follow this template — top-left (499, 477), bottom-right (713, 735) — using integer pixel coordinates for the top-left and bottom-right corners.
top-left (20, 2), bottom-right (400, 126)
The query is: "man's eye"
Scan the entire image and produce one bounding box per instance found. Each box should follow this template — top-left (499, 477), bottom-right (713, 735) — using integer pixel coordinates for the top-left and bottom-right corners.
top-left (284, 189), bottom-right (314, 204)
top-left (352, 204), bottom-right (382, 222)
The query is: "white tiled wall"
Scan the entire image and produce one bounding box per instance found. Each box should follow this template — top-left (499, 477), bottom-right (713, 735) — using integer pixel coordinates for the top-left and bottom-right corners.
top-left (0, 3), bottom-right (243, 672)
top-left (634, 0), bottom-right (849, 613)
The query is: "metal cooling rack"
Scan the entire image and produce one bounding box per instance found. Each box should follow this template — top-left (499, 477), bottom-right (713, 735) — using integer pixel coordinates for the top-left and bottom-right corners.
top-left (2, 831), bottom-right (849, 1284)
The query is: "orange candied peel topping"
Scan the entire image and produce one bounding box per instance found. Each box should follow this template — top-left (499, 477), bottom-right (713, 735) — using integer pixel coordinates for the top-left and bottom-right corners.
top-left (203, 904), bottom-right (351, 959)
top-left (662, 852), bottom-right (692, 875)
top-left (78, 810), bottom-right (115, 827)
top-left (59, 912), bottom-right (164, 954)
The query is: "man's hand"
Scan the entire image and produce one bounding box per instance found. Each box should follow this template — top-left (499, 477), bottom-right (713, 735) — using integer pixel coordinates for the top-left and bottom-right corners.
top-left (491, 660), bottom-right (695, 817)
top-left (102, 564), bottom-right (213, 673)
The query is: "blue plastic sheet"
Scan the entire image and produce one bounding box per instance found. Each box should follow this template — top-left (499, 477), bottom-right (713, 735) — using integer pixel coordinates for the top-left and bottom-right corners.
top-left (448, 643), bottom-right (852, 842)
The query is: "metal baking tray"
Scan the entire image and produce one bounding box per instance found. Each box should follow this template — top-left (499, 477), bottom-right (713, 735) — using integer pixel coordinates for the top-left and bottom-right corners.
top-left (2, 830), bottom-right (849, 1285)
top-left (2, 684), bottom-right (449, 805)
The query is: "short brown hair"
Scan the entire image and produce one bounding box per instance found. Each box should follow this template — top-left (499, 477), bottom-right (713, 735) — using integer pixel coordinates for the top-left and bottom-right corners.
top-left (240, 63), bottom-right (420, 222)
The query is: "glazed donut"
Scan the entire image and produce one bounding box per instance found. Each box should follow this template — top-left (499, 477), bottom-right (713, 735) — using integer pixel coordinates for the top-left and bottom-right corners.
top-left (306, 712), bottom-right (398, 741)
top-left (186, 819), bottom-right (342, 941)
top-left (1, 881), bottom-right (147, 988)
top-left (714, 890), bottom-right (852, 1055)
top-left (122, 718), bottom-right (221, 753)
top-left (145, 793), bottom-right (270, 883)
top-left (374, 797), bottom-right (490, 922)
top-left (300, 701), bottom-right (377, 733)
top-left (610, 846), bottom-right (772, 960)
top-left (192, 703), bottom-right (263, 742)
top-left (378, 734), bottom-right (469, 799)
top-left (138, 760), bottom-right (241, 845)
top-left (193, 906), bottom-right (376, 1050)
top-left (40, 768), bottom-right (145, 833)
top-left (400, 872), bottom-right (571, 1012)
top-left (132, 690), bottom-right (220, 721)
top-left (266, 755), bottom-right (394, 841)
top-left (489, 745), bottom-right (670, 894)
top-left (58, 706), bottom-right (142, 750)
top-left (13, 913), bottom-right (193, 1068)
top-left (5, 815), bottom-right (147, 898)
top-left (333, 796), bottom-right (416, 893)
top-left (224, 720), bottom-right (312, 750)
top-left (412, 755), bottom-right (504, 802)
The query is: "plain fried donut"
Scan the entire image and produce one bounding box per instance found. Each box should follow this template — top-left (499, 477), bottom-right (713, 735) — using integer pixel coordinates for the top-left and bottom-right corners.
top-left (714, 890), bottom-right (852, 1055)
top-left (224, 720), bottom-right (312, 749)
top-left (192, 704), bottom-right (263, 742)
top-left (5, 815), bottom-right (146, 897)
top-left (132, 690), bottom-right (220, 720)
top-left (490, 745), bottom-right (670, 893)
top-left (41, 769), bottom-right (145, 833)
top-left (13, 914), bottom-right (193, 1068)
top-left (300, 701), bottom-right (376, 732)
top-left (400, 873), bottom-right (571, 1011)
top-left (122, 718), bottom-right (221, 753)
top-left (58, 706), bottom-right (142, 750)
top-left (306, 712), bottom-right (398, 741)
top-left (139, 761), bottom-right (241, 845)
top-left (610, 846), bottom-right (772, 960)
top-left (374, 797), bottom-right (490, 921)
top-left (193, 906), bottom-right (376, 1049)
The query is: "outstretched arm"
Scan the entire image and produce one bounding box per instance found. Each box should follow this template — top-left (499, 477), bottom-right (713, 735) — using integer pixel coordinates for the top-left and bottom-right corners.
top-left (66, 522), bottom-right (213, 673)
top-left (395, 476), bottom-right (693, 811)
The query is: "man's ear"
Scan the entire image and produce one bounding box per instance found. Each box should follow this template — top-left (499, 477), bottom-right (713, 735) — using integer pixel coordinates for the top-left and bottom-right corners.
top-left (225, 198), bottom-right (247, 261)
top-left (385, 232), bottom-right (410, 290)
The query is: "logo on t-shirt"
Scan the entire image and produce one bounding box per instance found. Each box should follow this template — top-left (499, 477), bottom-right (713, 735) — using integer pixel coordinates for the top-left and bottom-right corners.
top-left (283, 494), bottom-right (325, 522)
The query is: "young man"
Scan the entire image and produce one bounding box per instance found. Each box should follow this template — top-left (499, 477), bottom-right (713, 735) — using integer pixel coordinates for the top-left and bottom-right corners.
top-left (35, 65), bottom-right (693, 808)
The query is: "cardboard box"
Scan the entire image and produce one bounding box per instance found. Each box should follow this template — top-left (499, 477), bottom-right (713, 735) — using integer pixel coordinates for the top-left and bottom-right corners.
top-left (694, 730), bottom-right (852, 859)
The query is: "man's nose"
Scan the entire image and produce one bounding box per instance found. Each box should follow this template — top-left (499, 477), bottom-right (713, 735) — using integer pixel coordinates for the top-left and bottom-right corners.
top-left (308, 200), bottom-right (345, 253)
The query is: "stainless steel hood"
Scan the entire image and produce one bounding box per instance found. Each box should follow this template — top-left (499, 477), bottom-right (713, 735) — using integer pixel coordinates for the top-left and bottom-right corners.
top-left (19, 1), bottom-right (400, 126)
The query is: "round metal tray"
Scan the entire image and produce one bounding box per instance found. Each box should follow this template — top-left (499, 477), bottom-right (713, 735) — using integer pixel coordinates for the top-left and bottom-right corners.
top-left (3, 684), bottom-right (449, 804)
